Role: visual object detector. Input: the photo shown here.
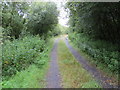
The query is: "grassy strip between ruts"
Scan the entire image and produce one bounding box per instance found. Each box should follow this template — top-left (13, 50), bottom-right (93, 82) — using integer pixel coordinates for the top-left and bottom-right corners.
top-left (57, 40), bottom-right (101, 88)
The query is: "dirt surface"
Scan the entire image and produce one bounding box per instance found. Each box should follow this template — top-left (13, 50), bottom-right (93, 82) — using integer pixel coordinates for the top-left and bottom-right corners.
top-left (46, 36), bottom-right (118, 88)
top-left (46, 39), bottom-right (61, 88)
top-left (64, 37), bottom-right (118, 88)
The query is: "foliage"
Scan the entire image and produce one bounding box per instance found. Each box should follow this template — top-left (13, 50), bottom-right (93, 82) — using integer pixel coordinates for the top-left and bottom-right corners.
top-left (2, 2), bottom-right (29, 39)
top-left (27, 2), bottom-right (59, 37)
top-left (58, 24), bottom-right (68, 34)
top-left (2, 35), bottom-right (49, 80)
top-left (67, 2), bottom-right (120, 74)
top-left (2, 64), bottom-right (48, 88)
top-left (67, 2), bottom-right (120, 44)
top-left (2, 2), bottom-right (59, 39)
top-left (69, 33), bottom-right (119, 74)
top-left (1, 1), bottom-right (59, 88)
top-left (48, 24), bottom-right (64, 36)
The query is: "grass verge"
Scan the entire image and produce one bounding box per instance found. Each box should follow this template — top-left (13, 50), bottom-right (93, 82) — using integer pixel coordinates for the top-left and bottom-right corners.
top-left (57, 40), bottom-right (101, 88)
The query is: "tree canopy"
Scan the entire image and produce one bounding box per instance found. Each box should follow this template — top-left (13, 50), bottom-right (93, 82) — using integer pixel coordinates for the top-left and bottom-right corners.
top-left (2, 2), bottom-right (59, 39)
top-left (67, 2), bottom-right (120, 44)
top-left (2, 2), bottom-right (29, 39)
top-left (27, 2), bottom-right (59, 36)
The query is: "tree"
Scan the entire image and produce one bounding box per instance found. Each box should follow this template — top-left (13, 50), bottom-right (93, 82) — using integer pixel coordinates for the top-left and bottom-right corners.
top-left (27, 2), bottom-right (59, 37)
top-left (67, 2), bottom-right (120, 44)
top-left (2, 2), bottom-right (29, 39)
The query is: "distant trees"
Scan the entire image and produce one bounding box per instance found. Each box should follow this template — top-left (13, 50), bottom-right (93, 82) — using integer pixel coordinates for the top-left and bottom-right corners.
top-left (67, 2), bottom-right (120, 44)
top-left (27, 2), bottom-right (59, 37)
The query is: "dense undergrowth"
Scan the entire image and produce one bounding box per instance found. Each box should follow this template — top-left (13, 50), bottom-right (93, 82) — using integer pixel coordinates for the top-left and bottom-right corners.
top-left (2, 35), bottom-right (53, 88)
top-left (69, 32), bottom-right (119, 76)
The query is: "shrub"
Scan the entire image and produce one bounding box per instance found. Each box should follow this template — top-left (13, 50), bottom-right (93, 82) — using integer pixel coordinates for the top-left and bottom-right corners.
top-left (2, 35), bottom-right (48, 80)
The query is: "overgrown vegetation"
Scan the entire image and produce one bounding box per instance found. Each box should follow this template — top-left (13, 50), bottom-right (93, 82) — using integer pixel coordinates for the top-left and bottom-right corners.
top-left (2, 2), bottom-right (59, 40)
top-left (1, 1), bottom-right (59, 88)
top-left (2, 1), bottom-right (119, 88)
top-left (27, 2), bottom-right (59, 37)
top-left (2, 35), bottom-right (48, 80)
top-left (2, 2), bottom-right (28, 39)
top-left (2, 64), bottom-right (48, 88)
top-left (0, 27), bottom-right (2, 90)
top-left (2, 35), bottom-right (53, 88)
top-left (58, 40), bottom-right (100, 88)
top-left (67, 2), bottom-right (120, 75)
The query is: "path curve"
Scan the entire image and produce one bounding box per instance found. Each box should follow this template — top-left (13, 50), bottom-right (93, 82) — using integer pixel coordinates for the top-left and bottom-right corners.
top-left (46, 39), bottom-right (61, 88)
top-left (64, 38), bottom-right (118, 88)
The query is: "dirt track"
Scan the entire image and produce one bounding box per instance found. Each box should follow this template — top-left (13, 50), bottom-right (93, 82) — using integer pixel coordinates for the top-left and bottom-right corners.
top-left (46, 39), bottom-right (61, 88)
top-left (65, 38), bottom-right (118, 88)
top-left (46, 36), bottom-right (118, 88)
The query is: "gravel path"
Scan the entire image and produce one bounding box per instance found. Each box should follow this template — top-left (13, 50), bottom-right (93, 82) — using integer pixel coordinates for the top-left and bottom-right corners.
top-left (64, 38), bottom-right (118, 88)
top-left (46, 39), bottom-right (61, 88)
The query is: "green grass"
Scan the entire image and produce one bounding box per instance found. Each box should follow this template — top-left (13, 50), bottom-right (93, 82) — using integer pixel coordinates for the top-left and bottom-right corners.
top-left (2, 64), bottom-right (48, 88)
top-left (57, 40), bottom-right (101, 88)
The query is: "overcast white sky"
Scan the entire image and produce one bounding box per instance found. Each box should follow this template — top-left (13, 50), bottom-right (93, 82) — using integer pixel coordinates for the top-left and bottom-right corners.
top-left (55, 1), bottom-right (69, 27)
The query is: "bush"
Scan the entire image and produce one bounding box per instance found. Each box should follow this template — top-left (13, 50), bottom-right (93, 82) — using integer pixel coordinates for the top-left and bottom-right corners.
top-left (2, 35), bottom-right (48, 80)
